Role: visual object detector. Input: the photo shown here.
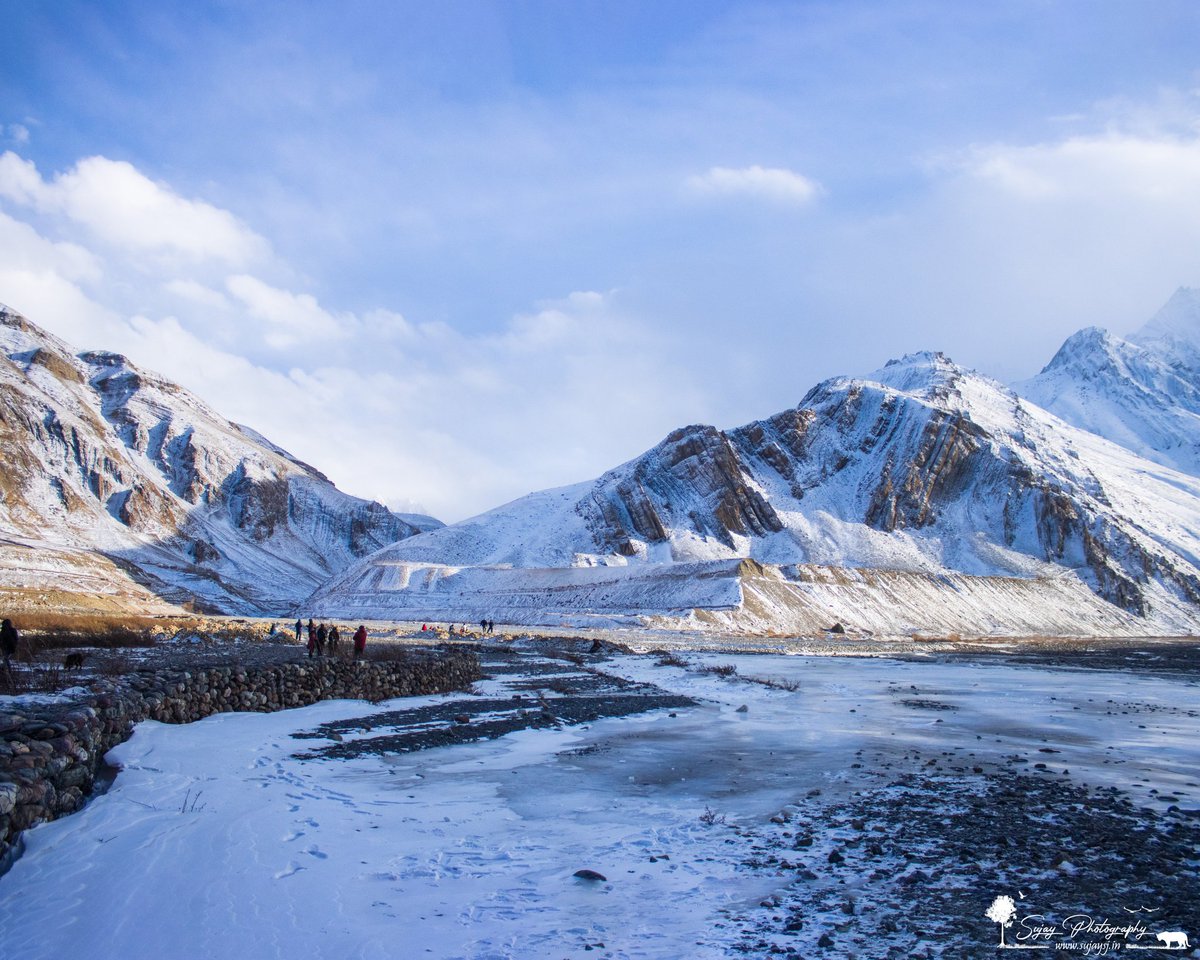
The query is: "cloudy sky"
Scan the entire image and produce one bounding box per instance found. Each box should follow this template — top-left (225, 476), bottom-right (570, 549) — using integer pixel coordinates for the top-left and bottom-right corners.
top-left (3, 1), bottom-right (1200, 521)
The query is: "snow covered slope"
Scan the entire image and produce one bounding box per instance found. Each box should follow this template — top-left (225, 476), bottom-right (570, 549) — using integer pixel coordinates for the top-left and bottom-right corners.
top-left (312, 352), bottom-right (1200, 633)
top-left (1017, 288), bottom-right (1200, 476)
top-left (0, 305), bottom-right (440, 614)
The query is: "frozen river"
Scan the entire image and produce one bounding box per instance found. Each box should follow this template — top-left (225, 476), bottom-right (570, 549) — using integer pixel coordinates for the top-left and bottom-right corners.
top-left (1, 645), bottom-right (1197, 959)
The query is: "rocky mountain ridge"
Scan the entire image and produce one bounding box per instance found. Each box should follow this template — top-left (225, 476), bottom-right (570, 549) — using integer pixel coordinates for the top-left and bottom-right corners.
top-left (313, 350), bottom-right (1200, 632)
top-left (0, 305), bottom-right (439, 614)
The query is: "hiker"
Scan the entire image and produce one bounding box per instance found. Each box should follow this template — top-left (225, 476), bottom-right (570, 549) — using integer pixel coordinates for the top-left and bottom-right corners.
top-left (421, 623), bottom-right (427, 632)
top-left (1, 619), bottom-right (17, 672)
top-left (295, 618), bottom-right (302, 642)
top-left (316, 623), bottom-right (327, 656)
top-left (306, 619), bottom-right (316, 658)
top-left (479, 619), bottom-right (487, 634)
top-left (328, 625), bottom-right (340, 654)
top-left (488, 620), bottom-right (494, 635)
top-left (353, 624), bottom-right (367, 660)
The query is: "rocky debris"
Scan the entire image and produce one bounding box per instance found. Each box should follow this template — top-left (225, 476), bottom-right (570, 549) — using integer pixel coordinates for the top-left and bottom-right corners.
top-left (728, 772), bottom-right (1200, 959)
top-left (573, 869), bottom-right (607, 882)
top-left (0, 645), bottom-right (480, 867)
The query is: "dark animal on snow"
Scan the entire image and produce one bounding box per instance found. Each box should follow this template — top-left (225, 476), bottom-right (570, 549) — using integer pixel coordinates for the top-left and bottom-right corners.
top-left (63, 652), bottom-right (86, 670)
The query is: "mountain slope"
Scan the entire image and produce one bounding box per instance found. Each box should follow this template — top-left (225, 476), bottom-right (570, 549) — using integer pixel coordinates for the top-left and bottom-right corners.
top-left (0, 305), bottom-right (439, 614)
top-left (312, 352), bottom-right (1200, 632)
top-left (1017, 289), bottom-right (1200, 476)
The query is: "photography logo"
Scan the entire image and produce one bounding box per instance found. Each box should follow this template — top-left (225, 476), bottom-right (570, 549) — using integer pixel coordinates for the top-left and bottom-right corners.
top-left (986, 894), bottom-right (1190, 952)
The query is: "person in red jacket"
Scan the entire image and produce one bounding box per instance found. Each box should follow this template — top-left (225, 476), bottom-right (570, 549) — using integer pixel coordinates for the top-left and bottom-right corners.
top-left (353, 625), bottom-right (367, 661)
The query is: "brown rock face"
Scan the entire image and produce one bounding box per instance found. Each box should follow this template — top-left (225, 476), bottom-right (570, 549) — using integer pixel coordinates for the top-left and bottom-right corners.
top-left (582, 425), bottom-right (783, 555)
top-left (865, 410), bottom-right (984, 532)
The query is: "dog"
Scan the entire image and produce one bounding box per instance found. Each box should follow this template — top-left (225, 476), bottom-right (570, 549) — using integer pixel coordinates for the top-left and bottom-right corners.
top-left (63, 652), bottom-right (86, 671)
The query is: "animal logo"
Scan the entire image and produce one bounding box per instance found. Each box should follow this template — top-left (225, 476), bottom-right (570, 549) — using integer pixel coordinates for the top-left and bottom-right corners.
top-left (1155, 931), bottom-right (1190, 949)
top-left (63, 652), bottom-right (86, 670)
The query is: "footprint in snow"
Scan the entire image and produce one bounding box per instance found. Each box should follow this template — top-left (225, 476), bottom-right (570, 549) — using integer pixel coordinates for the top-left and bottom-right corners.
top-left (304, 846), bottom-right (328, 859)
top-left (283, 830), bottom-right (305, 842)
top-left (274, 863), bottom-right (305, 880)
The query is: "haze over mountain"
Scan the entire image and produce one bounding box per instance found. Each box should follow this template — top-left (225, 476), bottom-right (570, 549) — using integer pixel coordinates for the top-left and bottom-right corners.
top-left (0, 306), bottom-right (439, 615)
top-left (312, 350), bottom-right (1200, 635)
top-left (1017, 288), bottom-right (1200, 477)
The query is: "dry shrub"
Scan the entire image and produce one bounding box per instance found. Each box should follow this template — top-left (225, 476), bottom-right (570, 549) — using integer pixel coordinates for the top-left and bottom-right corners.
top-left (363, 644), bottom-right (412, 663)
top-left (746, 675), bottom-right (802, 692)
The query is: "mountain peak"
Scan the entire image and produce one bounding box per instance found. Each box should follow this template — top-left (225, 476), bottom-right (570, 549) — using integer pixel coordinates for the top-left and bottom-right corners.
top-left (864, 350), bottom-right (967, 397)
top-left (1129, 287), bottom-right (1200, 356)
top-left (1037, 326), bottom-right (1119, 376)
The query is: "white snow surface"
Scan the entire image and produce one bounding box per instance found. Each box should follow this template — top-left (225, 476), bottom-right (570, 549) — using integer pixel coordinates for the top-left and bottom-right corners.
top-left (0, 652), bottom-right (1196, 959)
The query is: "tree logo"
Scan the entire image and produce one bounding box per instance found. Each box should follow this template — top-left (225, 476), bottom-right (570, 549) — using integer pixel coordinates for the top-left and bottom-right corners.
top-left (986, 895), bottom-right (1018, 948)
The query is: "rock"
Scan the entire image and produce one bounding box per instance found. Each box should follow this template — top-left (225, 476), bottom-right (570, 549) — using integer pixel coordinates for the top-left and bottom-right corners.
top-left (735, 704), bottom-right (749, 713)
top-left (453, 715), bottom-right (471, 724)
top-left (827, 849), bottom-right (844, 864)
top-left (573, 869), bottom-right (607, 882)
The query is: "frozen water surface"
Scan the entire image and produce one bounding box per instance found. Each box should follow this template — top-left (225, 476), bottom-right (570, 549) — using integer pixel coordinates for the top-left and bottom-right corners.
top-left (0, 650), bottom-right (1196, 959)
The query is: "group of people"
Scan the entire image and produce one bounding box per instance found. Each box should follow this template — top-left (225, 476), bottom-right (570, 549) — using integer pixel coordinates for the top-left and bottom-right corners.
top-left (295, 618), bottom-right (368, 660)
top-left (418, 621), bottom-right (497, 636)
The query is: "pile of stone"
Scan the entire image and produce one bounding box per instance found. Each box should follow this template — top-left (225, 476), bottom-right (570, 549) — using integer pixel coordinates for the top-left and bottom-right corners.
top-left (0, 646), bottom-right (480, 869)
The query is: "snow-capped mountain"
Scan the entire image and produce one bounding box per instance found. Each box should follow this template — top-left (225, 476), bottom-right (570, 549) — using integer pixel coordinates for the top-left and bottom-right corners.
top-left (0, 305), bottom-right (440, 614)
top-left (311, 351), bottom-right (1200, 633)
top-left (1017, 288), bottom-right (1200, 476)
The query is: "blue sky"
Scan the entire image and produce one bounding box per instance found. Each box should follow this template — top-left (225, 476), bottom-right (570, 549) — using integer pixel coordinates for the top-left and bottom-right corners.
top-left (3, 1), bottom-right (1200, 520)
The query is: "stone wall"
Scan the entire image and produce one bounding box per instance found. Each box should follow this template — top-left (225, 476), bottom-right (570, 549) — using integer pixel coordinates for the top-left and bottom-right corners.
top-left (0, 647), bottom-right (480, 868)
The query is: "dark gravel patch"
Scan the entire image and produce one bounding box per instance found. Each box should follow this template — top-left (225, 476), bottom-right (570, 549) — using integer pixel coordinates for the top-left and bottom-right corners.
top-left (729, 772), bottom-right (1200, 959)
top-left (292, 648), bottom-right (695, 760)
top-left (945, 641), bottom-right (1200, 679)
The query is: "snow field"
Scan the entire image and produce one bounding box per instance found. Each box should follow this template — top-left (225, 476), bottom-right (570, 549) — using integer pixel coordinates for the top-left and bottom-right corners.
top-left (1, 651), bottom-right (1197, 959)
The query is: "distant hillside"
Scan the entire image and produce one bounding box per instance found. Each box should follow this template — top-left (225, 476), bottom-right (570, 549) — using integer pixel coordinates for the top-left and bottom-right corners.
top-left (0, 304), bottom-right (440, 615)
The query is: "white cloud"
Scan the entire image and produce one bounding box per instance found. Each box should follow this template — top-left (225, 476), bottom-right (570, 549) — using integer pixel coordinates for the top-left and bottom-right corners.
top-left (685, 164), bottom-right (821, 205)
top-left (0, 152), bottom-right (45, 206)
top-left (0, 152), bottom-right (268, 265)
top-left (163, 278), bottom-right (232, 312)
top-left (225, 274), bottom-right (354, 349)
top-left (962, 134), bottom-right (1200, 204)
top-left (7, 124), bottom-right (30, 145)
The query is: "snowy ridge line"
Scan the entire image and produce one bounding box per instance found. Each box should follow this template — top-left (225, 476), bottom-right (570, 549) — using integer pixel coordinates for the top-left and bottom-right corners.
top-left (0, 648), bottom-right (480, 869)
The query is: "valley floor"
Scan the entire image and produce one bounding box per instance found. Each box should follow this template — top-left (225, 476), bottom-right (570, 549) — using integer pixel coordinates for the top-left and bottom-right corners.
top-left (0, 639), bottom-right (1197, 958)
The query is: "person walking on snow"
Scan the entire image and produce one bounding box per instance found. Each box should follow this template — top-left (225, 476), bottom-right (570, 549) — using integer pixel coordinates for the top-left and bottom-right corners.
top-left (306, 619), bottom-right (316, 658)
top-left (328, 625), bottom-right (339, 654)
top-left (353, 625), bottom-right (367, 661)
top-left (1, 619), bottom-right (17, 673)
top-left (316, 623), bottom-right (327, 656)
top-left (295, 618), bottom-right (302, 642)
